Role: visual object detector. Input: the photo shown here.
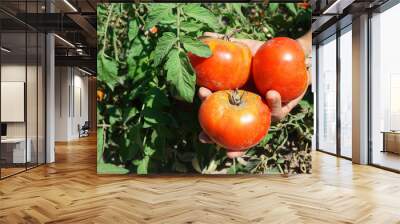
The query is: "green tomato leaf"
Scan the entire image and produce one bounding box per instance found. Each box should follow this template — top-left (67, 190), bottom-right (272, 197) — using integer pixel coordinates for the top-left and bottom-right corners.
top-left (153, 32), bottom-right (176, 67)
top-left (97, 163), bottom-right (129, 174)
top-left (137, 156), bottom-right (150, 174)
top-left (180, 21), bottom-right (204, 33)
top-left (165, 49), bottom-right (196, 103)
top-left (258, 133), bottom-right (273, 147)
top-left (232, 3), bottom-right (245, 21)
top-left (144, 145), bottom-right (156, 156)
top-left (268, 3), bottom-right (279, 13)
top-left (182, 4), bottom-right (220, 30)
top-left (144, 87), bottom-right (170, 109)
top-left (129, 38), bottom-right (144, 58)
top-left (128, 19), bottom-right (139, 41)
top-left (298, 100), bottom-right (311, 110)
top-left (285, 3), bottom-right (297, 16)
top-left (142, 108), bottom-right (174, 127)
top-left (123, 107), bottom-right (138, 124)
top-left (97, 54), bottom-right (119, 90)
top-left (144, 4), bottom-right (176, 30)
top-left (182, 37), bottom-right (211, 58)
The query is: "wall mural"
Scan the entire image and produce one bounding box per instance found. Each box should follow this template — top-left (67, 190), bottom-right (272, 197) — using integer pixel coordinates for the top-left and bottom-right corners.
top-left (97, 2), bottom-right (313, 175)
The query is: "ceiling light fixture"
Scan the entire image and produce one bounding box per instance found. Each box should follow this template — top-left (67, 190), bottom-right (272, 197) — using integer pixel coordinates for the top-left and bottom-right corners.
top-left (63, 0), bottom-right (78, 12)
top-left (54, 34), bottom-right (75, 48)
top-left (1, 47), bottom-right (11, 53)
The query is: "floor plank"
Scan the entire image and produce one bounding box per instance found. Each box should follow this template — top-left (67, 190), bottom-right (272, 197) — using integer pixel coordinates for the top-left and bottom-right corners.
top-left (1, 134), bottom-right (400, 224)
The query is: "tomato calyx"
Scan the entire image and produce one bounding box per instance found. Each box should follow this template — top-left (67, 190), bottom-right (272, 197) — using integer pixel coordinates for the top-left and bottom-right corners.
top-left (228, 89), bottom-right (245, 106)
top-left (222, 28), bottom-right (242, 41)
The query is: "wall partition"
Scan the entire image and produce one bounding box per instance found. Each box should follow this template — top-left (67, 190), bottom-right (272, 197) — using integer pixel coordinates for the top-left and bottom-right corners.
top-left (0, 2), bottom-right (47, 179)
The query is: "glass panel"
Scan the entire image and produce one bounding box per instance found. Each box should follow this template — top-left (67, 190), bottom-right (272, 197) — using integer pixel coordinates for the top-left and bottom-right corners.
top-left (317, 35), bottom-right (337, 154)
top-left (1, 31), bottom-right (27, 177)
top-left (38, 32), bottom-right (45, 165)
top-left (339, 26), bottom-right (352, 158)
top-left (27, 30), bottom-right (38, 169)
top-left (371, 4), bottom-right (400, 171)
top-left (26, 0), bottom-right (39, 169)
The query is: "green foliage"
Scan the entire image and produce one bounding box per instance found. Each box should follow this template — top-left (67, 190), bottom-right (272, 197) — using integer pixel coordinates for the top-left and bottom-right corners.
top-left (97, 3), bottom-right (313, 175)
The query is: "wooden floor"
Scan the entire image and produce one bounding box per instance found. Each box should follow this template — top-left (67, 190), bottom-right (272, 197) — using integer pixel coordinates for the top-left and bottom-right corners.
top-left (373, 151), bottom-right (400, 171)
top-left (1, 135), bottom-right (400, 224)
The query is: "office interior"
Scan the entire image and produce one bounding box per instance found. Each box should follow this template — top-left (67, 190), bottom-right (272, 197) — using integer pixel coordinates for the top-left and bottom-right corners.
top-left (313, 0), bottom-right (400, 172)
top-left (0, 0), bottom-right (96, 179)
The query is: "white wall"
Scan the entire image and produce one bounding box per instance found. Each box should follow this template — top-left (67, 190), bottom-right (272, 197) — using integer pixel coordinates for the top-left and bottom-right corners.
top-left (54, 67), bottom-right (89, 141)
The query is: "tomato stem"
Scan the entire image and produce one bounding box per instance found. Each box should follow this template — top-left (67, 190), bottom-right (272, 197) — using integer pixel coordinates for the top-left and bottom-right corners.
top-left (223, 28), bottom-right (242, 41)
top-left (228, 89), bottom-right (244, 106)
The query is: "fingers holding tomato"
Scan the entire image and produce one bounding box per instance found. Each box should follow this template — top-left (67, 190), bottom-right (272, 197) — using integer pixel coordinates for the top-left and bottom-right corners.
top-left (195, 35), bottom-right (310, 158)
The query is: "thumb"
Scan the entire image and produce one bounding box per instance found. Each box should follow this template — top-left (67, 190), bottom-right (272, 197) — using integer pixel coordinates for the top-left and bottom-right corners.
top-left (265, 90), bottom-right (283, 121)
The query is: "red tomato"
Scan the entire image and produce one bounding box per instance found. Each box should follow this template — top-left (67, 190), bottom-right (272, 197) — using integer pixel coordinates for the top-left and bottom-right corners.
top-left (188, 38), bottom-right (252, 91)
top-left (252, 37), bottom-right (308, 102)
top-left (198, 90), bottom-right (271, 152)
top-left (297, 2), bottom-right (310, 9)
top-left (97, 90), bottom-right (105, 102)
top-left (149, 26), bottom-right (158, 34)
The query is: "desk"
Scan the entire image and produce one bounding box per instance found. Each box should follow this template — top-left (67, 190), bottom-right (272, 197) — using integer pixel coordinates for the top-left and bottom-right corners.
top-left (1, 138), bottom-right (31, 163)
top-left (382, 131), bottom-right (400, 154)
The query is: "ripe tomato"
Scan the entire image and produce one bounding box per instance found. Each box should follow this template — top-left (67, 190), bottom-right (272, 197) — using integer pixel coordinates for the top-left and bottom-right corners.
top-left (198, 90), bottom-right (271, 151)
top-left (188, 38), bottom-right (252, 91)
top-left (252, 37), bottom-right (308, 102)
top-left (149, 26), bottom-right (158, 34)
top-left (97, 90), bottom-right (105, 102)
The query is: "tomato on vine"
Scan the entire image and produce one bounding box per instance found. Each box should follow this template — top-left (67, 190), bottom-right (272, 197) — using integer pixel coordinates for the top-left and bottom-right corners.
top-left (97, 90), bottom-right (105, 102)
top-left (149, 26), bottom-right (158, 34)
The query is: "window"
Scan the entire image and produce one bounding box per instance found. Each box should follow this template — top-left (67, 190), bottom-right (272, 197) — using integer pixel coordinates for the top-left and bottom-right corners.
top-left (370, 3), bottom-right (400, 171)
top-left (317, 35), bottom-right (337, 154)
top-left (339, 26), bottom-right (352, 158)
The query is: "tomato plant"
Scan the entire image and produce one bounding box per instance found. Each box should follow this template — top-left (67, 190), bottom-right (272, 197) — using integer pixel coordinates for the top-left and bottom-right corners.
top-left (97, 3), bottom-right (313, 175)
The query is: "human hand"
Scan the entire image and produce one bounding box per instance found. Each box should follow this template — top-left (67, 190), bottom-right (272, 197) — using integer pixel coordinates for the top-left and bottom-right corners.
top-left (198, 31), bottom-right (312, 156)
top-left (197, 87), bottom-right (246, 159)
top-left (201, 32), bottom-right (311, 121)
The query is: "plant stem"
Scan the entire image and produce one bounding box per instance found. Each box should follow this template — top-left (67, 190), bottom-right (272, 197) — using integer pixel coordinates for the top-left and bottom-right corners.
top-left (137, 103), bottom-right (146, 125)
top-left (133, 5), bottom-right (145, 25)
top-left (113, 31), bottom-right (119, 61)
top-left (233, 158), bottom-right (236, 174)
top-left (102, 4), bottom-right (115, 55)
top-left (176, 5), bottom-right (181, 49)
